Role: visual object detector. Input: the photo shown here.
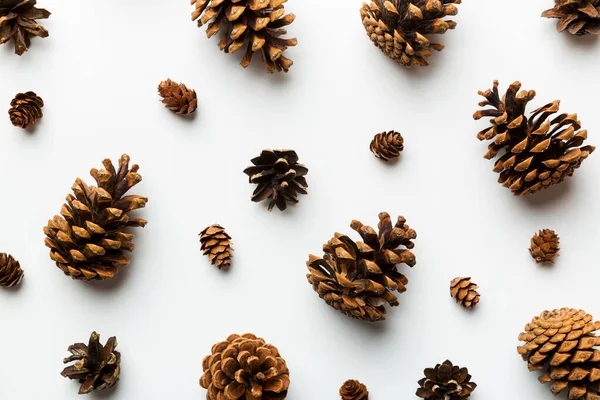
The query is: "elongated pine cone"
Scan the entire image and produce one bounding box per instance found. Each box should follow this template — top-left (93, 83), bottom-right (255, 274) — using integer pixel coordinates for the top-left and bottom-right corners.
top-left (158, 79), bottom-right (197, 116)
top-left (0, 0), bottom-right (50, 55)
top-left (9, 91), bottom-right (43, 128)
top-left (244, 149), bottom-right (308, 212)
top-left (529, 229), bottom-right (560, 264)
top-left (61, 332), bottom-right (120, 395)
top-left (360, 0), bottom-right (461, 67)
top-left (450, 277), bottom-right (479, 308)
top-left (370, 131), bottom-right (404, 161)
top-left (416, 360), bottom-right (477, 400)
top-left (340, 379), bottom-right (369, 400)
top-left (199, 224), bottom-right (233, 269)
top-left (43, 154), bottom-right (148, 281)
top-left (191, 0), bottom-right (297, 73)
top-left (306, 212), bottom-right (417, 322)
top-left (542, 0), bottom-right (600, 35)
top-left (518, 308), bottom-right (600, 400)
top-left (199, 333), bottom-right (290, 400)
top-left (0, 253), bottom-right (23, 287)
top-left (474, 80), bottom-right (595, 196)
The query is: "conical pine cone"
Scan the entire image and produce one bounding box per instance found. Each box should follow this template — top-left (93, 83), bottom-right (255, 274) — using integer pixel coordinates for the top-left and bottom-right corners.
top-left (474, 80), bottom-right (595, 196)
top-left (306, 212), bottom-right (417, 322)
top-left (416, 360), bottom-right (477, 400)
top-left (517, 308), bottom-right (600, 400)
top-left (243, 149), bottom-right (308, 212)
top-left (450, 277), bottom-right (480, 308)
top-left (191, 0), bottom-right (297, 73)
top-left (340, 379), bottom-right (369, 400)
top-left (199, 333), bottom-right (290, 400)
top-left (61, 332), bottom-right (120, 394)
top-left (529, 229), bottom-right (560, 264)
top-left (158, 79), bottom-right (197, 116)
top-left (8, 91), bottom-right (43, 128)
top-left (0, 253), bottom-right (23, 288)
top-left (199, 224), bottom-right (233, 269)
top-left (370, 130), bottom-right (404, 161)
top-left (0, 0), bottom-right (50, 55)
top-left (360, 0), bottom-right (461, 67)
top-left (43, 154), bottom-right (148, 281)
top-left (542, 0), bottom-right (600, 36)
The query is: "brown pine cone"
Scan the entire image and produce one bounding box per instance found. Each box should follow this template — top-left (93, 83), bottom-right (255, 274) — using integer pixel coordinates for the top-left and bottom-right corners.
top-left (9, 91), bottom-right (44, 128)
top-left (542, 0), bottom-right (600, 35)
top-left (518, 308), bottom-right (600, 399)
top-left (529, 229), bottom-right (560, 264)
top-left (416, 360), bottom-right (477, 400)
top-left (199, 333), bottom-right (290, 400)
top-left (61, 332), bottom-right (120, 394)
top-left (340, 379), bottom-right (369, 400)
top-left (370, 131), bottom-right (404, 161)
top-left (158, 79), bottom-right (197, 116)
top-left (0, 253), bottom-right (23, 288)
top-left (0, 0), bottom-right (50, 55)
top-left (474, 80), bottom-right (595, 196)
top-left (199, 224), bottom-right (233, 269)
top-left (450, 277), bottom-right (480, 308)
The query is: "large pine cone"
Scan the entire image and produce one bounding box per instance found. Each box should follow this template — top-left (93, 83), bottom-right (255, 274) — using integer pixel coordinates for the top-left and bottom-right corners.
top-left (199, 333), bottom-right (290, 400)
top-left (43, 154), bottom-right (148, 281)
top-left (529, 229), bottom-right (560, 263)
top-left (199, 224), bottom-right (233, 269)
top-left (340, 379), bottom-right (369, 400)
top-left (61, 332), bottom-right (120, 394)
top-left (158, 79), bottom-right (197, 116)
top-left (191, 0), bottom-right (297, 73)
top-left (0, 253), bottom-right (24, 288)
top-left (8, 91), bottom-right (43, 128)
top-left (449, 277), bottom-right (480, 308)
top-left (518, 308), bottom-right (600, 400)
top-left (306, 212), bottom-right (417, 322)
top-left (474, 80), bottom-right (595, 196)
top-left (542, 0), bottom-right (600, 36)
top-left (416, 360), bottom-right (477, 400)
top-left (370, 130), bottom-right (404, 161)
top-left (360, 0), bottom-right (461, 67)
top-left (0, 0), bottom-right (50, 55)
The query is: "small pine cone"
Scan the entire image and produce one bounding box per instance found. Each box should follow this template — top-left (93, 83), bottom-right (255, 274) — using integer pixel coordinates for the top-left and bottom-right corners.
top-left (542, 0), bottom-right (600, 36)
top-left (199, 224), bottom-right (233, 269)
top-left (158, 79), bottom-right (197, 116)
top-left (199, 333), bottom-right (290, 400)
top-left (0, 253), bottom-right (24, 288)
top-left (0, 0), bottom-right (50, 55)
top-left (8, 91), bottom-right (44, 128)
top-left (340, 379), bottom-right (369, 400)
top-left (370, 131), bottom-right (404, 161)
top-left (450, 277), bottom-right (480, 308)
top-left (518, 308), bottom-right (600, 399)
top-left (61, 332), bottom-right (121, 395)
top-left (474, 80), bottom-right (595, 196)
top-left (416, 360), bottom-right (477, 400)
top-left (244, 149), bottom-right (308, 212)
top-left (529, 229), bottom-right (560, 264)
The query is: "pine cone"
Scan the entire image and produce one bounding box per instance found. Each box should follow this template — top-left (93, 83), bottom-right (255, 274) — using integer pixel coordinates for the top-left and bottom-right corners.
top-left (306, 212), bottom-right (417, 322)
top-left (8, 91), bottom-right (43, 128)
top-left (243, 149), bottom-right (308, 212)
top-left (0, 0), bottom-right (50, 55)
top-left (450, 277), bottom-right (480, 308)
top-left (340, 379), bottom-right (369, 400)
top-left (370, 130), bottom-right (404, 161)
top-left (518, 308), bottom-right (600, 399)
top-left (360, 0), bottom-right (461, 67)
top-left (43, 154), bottom-right (148, 281)
top-left (191, 0), bottom-right (297, 73)
top-left (542, 0), bottom-right (600, 36)
top-left (158, 79), bottom-right (197, 116)
top-left (529, 229), bottom-right (560, 264)
top-left (199, 333), bottom-right (290, 400)
top-left (474, 80), bottom-right (595, 196)
top-left (0, 253), bottom-right (23, 288)
top-left (61, 332), bottom-right (120, 394)
top-left (199, 224), bottom-right (233, 269)
top-left (416, 360), bottom-right (477, 400)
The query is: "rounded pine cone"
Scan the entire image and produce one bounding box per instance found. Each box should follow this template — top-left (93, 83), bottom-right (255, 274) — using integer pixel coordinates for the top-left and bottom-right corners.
top-left (542, 0), bottom-right (600, 36)
top-left (0, 0), bottom-right (50, 55)
top-left (450, 277), bottom-right (480, 308)
top-left (158, 79), bottom-right (197, 116)
top-left (9, 91), bottom-right (43, 128)
top-left (474, 80), bottom-right (595, 196)
top-left (199, 333), bottom-right (290, 400)
top-left (416, 360), bottom-right (477, 400)
top-left (0, 253), bottom-right (24, 288)
top-left (518, 308), bottom-right (600, 399)
top-left (340, 379), bottom-right (369, 400)
top-left (529, 229), bottom-right (560, 264)
top-left (199, 224), bottom-right (233, 269)
top-left (306, 212), bottom-right (417, 322)
top-left (370, 131), bottom-right (404, 161)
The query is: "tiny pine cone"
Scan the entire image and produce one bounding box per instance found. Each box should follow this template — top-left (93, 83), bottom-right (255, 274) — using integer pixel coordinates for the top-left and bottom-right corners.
top-left (199, 224), bottom-right (233, 269)
top-left (370, 130), bottom-right (404, 161)
top-left (0, 253), bottom-right (24, 288)
top-left (529, 229), bottom-right (559, 264)
top-left (450, 277), bottom-right (480, 308)
top-left (340, 379), bottom-right (369, 400)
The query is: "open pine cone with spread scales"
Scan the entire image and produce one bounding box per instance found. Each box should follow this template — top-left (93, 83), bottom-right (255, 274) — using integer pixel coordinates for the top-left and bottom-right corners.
top-left (416, 360), bottom-right (477, 400)
top-left (0, 0), bottom-right (50, 55)
top-left (542, 0), bottom-right (600, 36)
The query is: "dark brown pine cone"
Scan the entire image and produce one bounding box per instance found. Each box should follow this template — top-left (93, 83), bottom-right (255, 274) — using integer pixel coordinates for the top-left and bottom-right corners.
top-left (0, 253), bottom-right (24, 288)
top-left (370, 130), bottom-right (404, 161)
top-left (0, 0), bottom-right (50, 55)
top-left (416, 360), bottom-right (477, 400)
top-left (542, 0), bottom-right (600, 35)
top-left (529, 229), bottom-right (560, 264)
top-left (8, 91), bottom-right (44, 128)
top-left (158, 79), bottom-right (197, 116)
top-left (199, 224), bottom-right (233, 269)
top-left (340, 379), bottom-right (369, 400)
top-left (450, 277), bottom-right (480, 308)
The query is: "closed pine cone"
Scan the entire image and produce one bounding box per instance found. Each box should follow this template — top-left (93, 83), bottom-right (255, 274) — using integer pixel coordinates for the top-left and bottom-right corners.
top-left (191, 0), bottom-right (297, 73)
top-left (517, 308), bottom-right (600, 400)
top-left (360, 0), bottom-right (462, 67)
top-left (43, 154), bottom-right (148, 281)
top-left (370, 131), bottom-right (404, 161)
top-left (306, 212), bottom-right (417, 322)
top-left (0, 253), bottom-right (23, 288)
top-left (340, 379), bottom-right (369, 400)
top-left (542, 0), bottom-right (600, 35)
top-left (199, 333), bottom-right (290, 400)
top-left (450, 277), bottom-right (479, 308)
top-left (0, 0), bottom-right (50, 55)
top-left (529, 229), bottom-right (560, 264)
top-left (416, 360), bottom-right (477, 400)
top-left (9, 91), bottom-right (43, 128)
top-left (158, 79), bottom-right (197, 116)
top-left (199, 224), bottom-right (233, 269)
top-left (474, 80), bottom-right (595, 196)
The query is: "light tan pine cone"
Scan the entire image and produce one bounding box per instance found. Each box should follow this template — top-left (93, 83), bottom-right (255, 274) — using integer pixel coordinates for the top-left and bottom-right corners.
top-left (340, 379), bottom-right (369, 400)
top-left (0, 0), bottom-right (50, 55)
top-left (199, 224), bottom-right (233, 269)
top-left (542, 0), bottom-right (600, 35)
top-left (450, 277), bottom-right (480, 308)
top-left (9, 91), bottom-right (43, 128)
top-left (158, 79), bottom-right (197, 116)
top-left (370, 131), bottom-right (404, 161)
top-left (0, 253), bottom-right (24, 288)
top-left (529, 229), bottom-right (560, 264)
top-left (416, 360), bottom-right (477, 400)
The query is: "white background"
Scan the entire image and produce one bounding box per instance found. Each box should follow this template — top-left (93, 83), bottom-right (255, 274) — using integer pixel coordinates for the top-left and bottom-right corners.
top-left (0, 0), bottom-right (599, 399)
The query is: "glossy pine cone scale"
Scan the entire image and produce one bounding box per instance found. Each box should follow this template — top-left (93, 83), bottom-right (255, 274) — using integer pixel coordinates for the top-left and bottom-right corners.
top-left (542, 0), bottom-right (600, 36)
